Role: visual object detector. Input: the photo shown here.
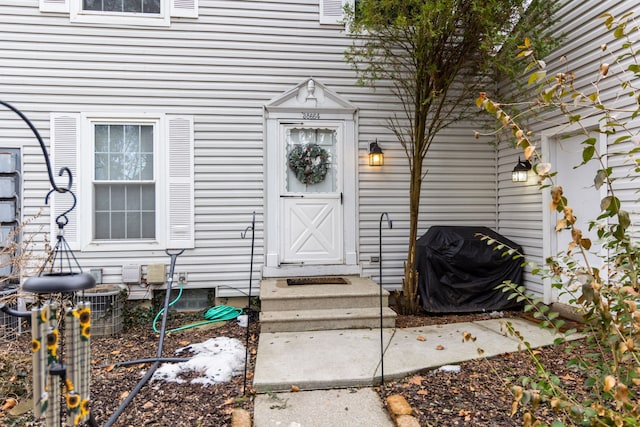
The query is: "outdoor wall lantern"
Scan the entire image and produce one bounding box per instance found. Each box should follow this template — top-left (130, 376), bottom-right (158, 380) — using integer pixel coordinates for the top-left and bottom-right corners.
top-left (369, 140), bottom-right (384, 166)
top-left (512, 157), bottom-right (532, 182)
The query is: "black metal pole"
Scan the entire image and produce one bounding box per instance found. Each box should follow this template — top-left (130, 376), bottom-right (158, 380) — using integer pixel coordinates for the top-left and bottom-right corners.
top-left (379, 212), bottom-right (392, 387)
top-left (240, 211), bottom-right (256, 395)
top-left (103, 249), bottom-right (185, 427)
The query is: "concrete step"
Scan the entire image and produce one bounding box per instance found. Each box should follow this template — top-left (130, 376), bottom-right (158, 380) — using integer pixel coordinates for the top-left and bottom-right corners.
top-left (259, 307), bottom-right (397, 333)
top-left (260, 276), bottom-right (390, 312)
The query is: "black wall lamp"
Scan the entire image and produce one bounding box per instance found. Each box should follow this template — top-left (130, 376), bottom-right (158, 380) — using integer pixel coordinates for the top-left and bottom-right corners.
top-left (512, 157), bottom-right (532, 182)
top-left (369, 140), bottom-right (384, 166)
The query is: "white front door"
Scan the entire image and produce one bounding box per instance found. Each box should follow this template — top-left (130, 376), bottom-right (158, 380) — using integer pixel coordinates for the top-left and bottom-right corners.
top-left (280, 125), bottom-right (343, 265)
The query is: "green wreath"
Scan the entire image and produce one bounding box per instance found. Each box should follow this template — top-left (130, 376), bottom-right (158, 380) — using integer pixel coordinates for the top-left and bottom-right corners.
top-left (288, 143), bottom-right (330, 185)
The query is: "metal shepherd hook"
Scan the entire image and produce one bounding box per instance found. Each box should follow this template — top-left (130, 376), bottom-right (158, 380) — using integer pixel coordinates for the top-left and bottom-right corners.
top-left (240, 211), bottom-right (256, 395)
top-left (379, 212), bottom-right (392, 387)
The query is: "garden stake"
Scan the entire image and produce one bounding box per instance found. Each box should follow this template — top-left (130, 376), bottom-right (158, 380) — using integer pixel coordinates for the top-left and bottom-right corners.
top-left (379, 212), bottom-right (392, 387)
top-left (240, 211), bottom-right (256, 395)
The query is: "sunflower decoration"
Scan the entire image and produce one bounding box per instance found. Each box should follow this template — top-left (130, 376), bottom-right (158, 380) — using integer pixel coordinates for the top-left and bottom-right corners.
top-left (32, 338), bottom-right (41, 352)
top-left (39, 304), bottom-right (50, 324)
top-left (77, 307), bottom-right (91, 327)
top-left (46, 328), bottom-right (59, 358)
top-left (288, 143), bottom-right (330, 185)
top-left (66, 391), bottom-right (80, 409)
top-left (80, 399), bottom-right (90, 417)
top-left (81, 325), bottom-right (91, 340)
top-left (72, 306), bottom-right (92, 340)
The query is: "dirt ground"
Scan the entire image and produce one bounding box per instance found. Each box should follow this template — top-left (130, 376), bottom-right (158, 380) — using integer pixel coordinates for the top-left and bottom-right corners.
top-left (0, 306), bottom-right (589, 426)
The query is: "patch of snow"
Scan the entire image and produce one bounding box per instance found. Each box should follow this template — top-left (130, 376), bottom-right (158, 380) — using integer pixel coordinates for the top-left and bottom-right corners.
top-left (152, 337), bottom-right (245, 386)
top-left (437, 365), bottom-right (461, 374)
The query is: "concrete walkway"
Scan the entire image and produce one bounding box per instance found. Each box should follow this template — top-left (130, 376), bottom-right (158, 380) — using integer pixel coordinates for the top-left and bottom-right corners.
top-left (253, 317), bottom-right (574, 426)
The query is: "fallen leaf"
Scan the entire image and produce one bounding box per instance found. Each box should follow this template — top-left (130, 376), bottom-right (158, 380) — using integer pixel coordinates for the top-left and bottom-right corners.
top-left (120, 391), bottom-right (130, 400)
top-left (142, 401), bottom-right (154, 411)
top-left (290, 385), bottom-right (300, 392)
top-left (1, 398), bottom-right (17, 411)
top-left (179, 340), bottom-right (190, 346)
top-left (408, 375), bottom-right (424, 386)
top-left (110, 350), bottom-right (121, 356)
top-left (436, 345), bottom-right (445, 350)
top-left (416, 336), bottom-right (426, 342)
top-left (222, 398), bottom-right (234, 406)
top-left (416, 390), bottom-right (428, 395)
top-left (104, 365), bottom-right (115, 372)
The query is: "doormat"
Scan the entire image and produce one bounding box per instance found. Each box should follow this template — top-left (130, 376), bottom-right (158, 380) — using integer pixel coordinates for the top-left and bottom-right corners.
top-left (286, 277), bottom-right (349, 286)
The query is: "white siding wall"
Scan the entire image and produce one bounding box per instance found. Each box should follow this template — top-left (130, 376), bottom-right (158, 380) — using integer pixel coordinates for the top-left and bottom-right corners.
top-left (497, 0), bottom-right (640, 298)
top-left (0, 0), bottom-right (498, 297)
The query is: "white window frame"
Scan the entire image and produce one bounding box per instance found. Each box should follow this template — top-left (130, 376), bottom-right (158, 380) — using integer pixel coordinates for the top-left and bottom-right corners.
top-left (70, 0), bottom-right (171, 26)
top-left (79, 113), bottom-right (167, 251)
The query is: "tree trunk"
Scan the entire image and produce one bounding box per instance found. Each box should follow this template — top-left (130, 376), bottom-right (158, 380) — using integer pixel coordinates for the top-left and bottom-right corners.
top-left (401, 155), bottom-right (424, 314)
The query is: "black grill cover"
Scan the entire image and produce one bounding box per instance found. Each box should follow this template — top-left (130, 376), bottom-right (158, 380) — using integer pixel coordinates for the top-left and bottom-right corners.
top-left (417, 226), bottom-right (524, 313)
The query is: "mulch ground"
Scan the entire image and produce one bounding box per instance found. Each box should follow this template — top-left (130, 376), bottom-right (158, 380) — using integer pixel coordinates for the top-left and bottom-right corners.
top-left (0, 306), bottom-right (590, 426)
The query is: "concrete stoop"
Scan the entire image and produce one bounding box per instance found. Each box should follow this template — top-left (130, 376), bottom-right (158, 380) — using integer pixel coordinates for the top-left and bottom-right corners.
top-left (259, 276), bottom-right (396, 333)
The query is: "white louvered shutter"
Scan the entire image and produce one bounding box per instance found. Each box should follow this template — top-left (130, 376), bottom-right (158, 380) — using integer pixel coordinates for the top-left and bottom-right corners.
top-left (50, 114), bottom-right (80, 249)
top-left (166, 116), bottom-right (195, 249)
top-left (320, 0), bottom-right (352, 25)
top-left (39, 0), bottom-right (69, 13)
top-left (171, 0), bottom-right (198, 18)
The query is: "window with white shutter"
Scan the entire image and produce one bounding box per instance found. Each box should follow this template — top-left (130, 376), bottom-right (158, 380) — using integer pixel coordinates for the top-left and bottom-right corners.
top-left (50, 113), bottom-right (195, 251)
top-left (39, 0), bottom-right (198, 25)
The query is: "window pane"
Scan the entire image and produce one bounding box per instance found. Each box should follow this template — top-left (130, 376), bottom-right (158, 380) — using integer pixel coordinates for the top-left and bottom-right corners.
top-left (95, 153), bottom-right (108, 180)
top-left (140, 154), bottom-right (153, 180)
top-left (111, 185), bottom-right (125, 210)
top-left (143, 0), bottom-right (160, 13)
top-left (124, 125), bottom-right (139, 153)
top-left (95, 185), bottom-right (110, 211)
top-left (95, 212), bottom-right (110, 239)
top-left (109, 125), bottom-right (124, 152)
top-left (104, 0), bottom-right (122, 12)
top-left (109, 154), bottom-right (125, 180)
top-left (142, 212), bottom-right (155, 238)
top-left (84, 0), bottom-right (102, 11)
top-left (111, 212), bottom-right (125, 239)
top-left (123, 153), bottom-right (140, 180)
top-left (141, 184), bottom-right (155, 210)
top-left (124, 0), bottom-right (142, 13)
top-left (141, 126), bottom-right (153, 152)
top-left (126, 185), bottom-right (141, 210)
top-left (95, 125), bottom-right (108, 152)
top-left (126, 212), bottom-right (141, 238)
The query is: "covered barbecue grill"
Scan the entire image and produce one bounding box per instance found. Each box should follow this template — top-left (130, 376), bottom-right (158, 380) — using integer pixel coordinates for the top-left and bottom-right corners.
top-left (416, 226), bottom-right (524, 313)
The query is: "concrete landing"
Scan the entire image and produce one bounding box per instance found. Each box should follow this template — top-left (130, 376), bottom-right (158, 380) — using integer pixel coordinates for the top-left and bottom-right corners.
top-left (253, 317), bottom-right (572, 393)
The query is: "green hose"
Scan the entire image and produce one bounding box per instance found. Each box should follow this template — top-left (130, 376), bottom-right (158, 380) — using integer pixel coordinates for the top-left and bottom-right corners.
top-left (152, 283), bottom-right (243, 334)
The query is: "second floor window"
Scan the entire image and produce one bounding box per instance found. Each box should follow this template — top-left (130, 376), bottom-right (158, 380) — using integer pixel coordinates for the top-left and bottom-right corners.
top-left (83, 0), bottom-right (161, 13)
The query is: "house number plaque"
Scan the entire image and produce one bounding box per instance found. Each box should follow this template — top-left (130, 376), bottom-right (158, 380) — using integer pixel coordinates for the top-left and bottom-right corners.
top-left (302, 112), bottom-right (320, 120)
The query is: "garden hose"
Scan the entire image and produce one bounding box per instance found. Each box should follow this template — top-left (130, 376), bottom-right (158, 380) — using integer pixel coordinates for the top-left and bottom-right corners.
top-left (152, 281), bottom-right (243, 334)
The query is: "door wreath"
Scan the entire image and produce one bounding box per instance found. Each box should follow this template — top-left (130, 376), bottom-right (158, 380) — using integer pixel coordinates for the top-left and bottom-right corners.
top-left (288, 144), bottom-right (330, 185)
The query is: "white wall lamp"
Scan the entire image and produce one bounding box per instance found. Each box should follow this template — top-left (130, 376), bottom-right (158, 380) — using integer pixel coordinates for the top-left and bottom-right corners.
top-left (512, 157), bottom-right (532, 182)
top-left (369, 140), bottom-right (384, 166)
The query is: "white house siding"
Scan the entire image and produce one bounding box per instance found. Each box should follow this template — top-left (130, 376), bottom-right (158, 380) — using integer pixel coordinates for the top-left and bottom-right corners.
top-left (496, 0), bottom-right (640, 300)
top-left (0, 0), bottom-right (499, 299)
